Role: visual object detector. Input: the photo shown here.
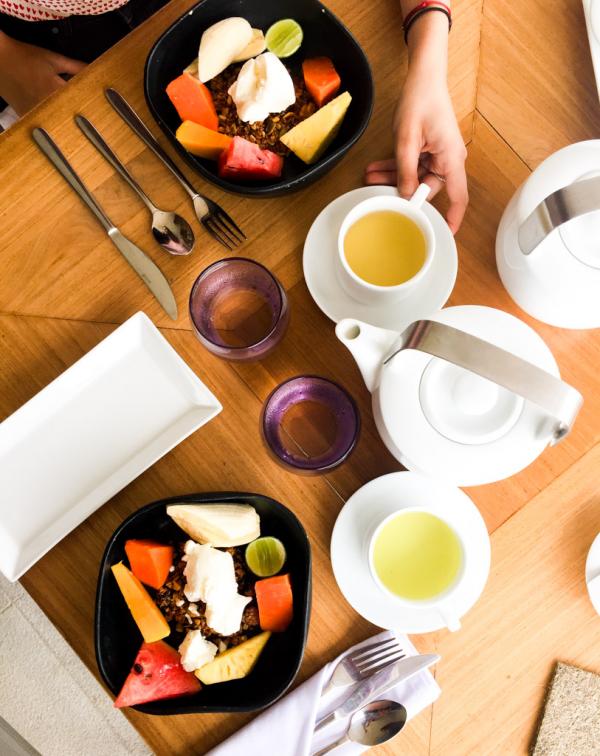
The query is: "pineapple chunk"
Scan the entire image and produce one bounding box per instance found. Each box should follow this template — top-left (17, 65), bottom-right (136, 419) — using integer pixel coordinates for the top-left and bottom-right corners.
top-left (195, 631), bottom-right (271, 684)
top-left (167, 503), bottom-right (260, 547)
top-left (280, 91), bottom-right (352, 164)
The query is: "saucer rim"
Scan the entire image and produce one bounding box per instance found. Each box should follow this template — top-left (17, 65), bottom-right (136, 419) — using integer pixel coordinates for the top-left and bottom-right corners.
top-left (330, 471), bottom-right (491, 633)
top-left (302, 186), bottom-right (458, 327)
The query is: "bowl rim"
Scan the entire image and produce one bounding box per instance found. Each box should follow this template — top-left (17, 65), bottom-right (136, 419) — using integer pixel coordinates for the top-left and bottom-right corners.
top-left (143, 0), bottom-right (374, 197)
top-left (94, 491), bottom-right (312, 714)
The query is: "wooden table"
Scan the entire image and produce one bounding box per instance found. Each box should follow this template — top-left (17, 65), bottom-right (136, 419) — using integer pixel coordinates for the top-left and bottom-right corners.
top-left (1, 0), bottom-right (599, 753)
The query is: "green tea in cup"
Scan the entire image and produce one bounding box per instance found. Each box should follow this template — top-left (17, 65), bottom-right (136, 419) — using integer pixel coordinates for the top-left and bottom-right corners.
top-left (371, 511), bottom-right (463, 601)
top-left (343, 210), bottom-right (427, 286)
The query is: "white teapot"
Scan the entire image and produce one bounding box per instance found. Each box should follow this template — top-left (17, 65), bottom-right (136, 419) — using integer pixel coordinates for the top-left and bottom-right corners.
top-left (336, 305), bottom-right (582, 487)
top-left (497, 140), bottom-right (600, 328)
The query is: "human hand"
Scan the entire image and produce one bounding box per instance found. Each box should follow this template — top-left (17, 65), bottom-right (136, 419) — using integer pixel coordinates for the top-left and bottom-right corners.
top-left (366, 71), bottom-right (468, 234)
top-left (365, 11), bottom-right (468, 234)
top-left (0, 32), bottom-right (85, 116)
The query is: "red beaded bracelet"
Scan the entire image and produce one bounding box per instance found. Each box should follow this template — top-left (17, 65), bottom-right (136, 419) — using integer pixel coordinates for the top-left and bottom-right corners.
top-left (403, 1), bottom-right (452, 42)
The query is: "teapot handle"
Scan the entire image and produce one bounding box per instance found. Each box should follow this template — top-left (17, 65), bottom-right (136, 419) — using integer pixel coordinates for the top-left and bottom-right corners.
top-left (518, 176), bottom-right (600, 255)
top-left (383, 320), bottom-right (582, 445)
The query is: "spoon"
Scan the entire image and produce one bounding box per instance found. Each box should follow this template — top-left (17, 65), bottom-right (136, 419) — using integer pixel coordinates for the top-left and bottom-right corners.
top-left (313, 699), bottom-right (407, 755)
top-left (75, 115), bottom-right (195, 256)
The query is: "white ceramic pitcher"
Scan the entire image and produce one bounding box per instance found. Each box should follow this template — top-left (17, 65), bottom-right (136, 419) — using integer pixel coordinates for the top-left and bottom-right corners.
top-left (496, 140), bottom-right (600, 328)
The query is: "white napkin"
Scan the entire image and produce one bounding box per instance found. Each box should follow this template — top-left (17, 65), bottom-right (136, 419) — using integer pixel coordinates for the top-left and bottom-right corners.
top-left (207, 630), bottom-right (440, 756)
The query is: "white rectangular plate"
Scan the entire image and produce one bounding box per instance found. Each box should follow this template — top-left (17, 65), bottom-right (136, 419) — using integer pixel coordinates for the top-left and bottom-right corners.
top-left (0, 312), bottom-right (222, 581)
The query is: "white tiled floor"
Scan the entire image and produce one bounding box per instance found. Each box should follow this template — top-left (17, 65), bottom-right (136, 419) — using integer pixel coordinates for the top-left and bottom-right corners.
top-left (0, 573), bottom-right (151, 756)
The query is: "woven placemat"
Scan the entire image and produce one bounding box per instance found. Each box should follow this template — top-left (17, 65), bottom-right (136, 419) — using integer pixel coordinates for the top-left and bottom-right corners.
top-left (533, 662), bottom-right (600, 755)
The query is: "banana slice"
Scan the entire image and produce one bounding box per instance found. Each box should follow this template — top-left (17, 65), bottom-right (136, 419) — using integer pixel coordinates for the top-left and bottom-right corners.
top-left (167, 503), bottom-right (260, 547)
top-left (233, 29), bottom-right (267, 62)
top-left (197, 17), bottom-right (253, 82)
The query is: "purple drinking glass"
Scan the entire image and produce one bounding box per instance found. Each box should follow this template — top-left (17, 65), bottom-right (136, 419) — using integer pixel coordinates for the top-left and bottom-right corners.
top-left (261, 376), bottom-right (360, 473)
top-left (189, 257), bottom-right (290, 361)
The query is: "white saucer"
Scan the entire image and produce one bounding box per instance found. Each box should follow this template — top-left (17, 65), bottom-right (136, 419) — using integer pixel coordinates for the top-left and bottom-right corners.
top-left (330, 472), bottom-right (491, 633)
top-left (303, 186), bottom-right (458, 328)
top-left (585, 532), bottom-right (600, 615)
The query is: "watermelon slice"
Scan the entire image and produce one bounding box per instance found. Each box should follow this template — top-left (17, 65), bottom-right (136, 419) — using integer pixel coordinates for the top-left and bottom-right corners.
top-left (217, 136), bottom-right (283, 181)
top-left (114, 641), bottom-right (201, 708)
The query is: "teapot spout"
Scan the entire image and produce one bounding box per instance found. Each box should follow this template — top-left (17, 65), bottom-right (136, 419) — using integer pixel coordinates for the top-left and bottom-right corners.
top-left (335, 319), bottom-right (400, 392)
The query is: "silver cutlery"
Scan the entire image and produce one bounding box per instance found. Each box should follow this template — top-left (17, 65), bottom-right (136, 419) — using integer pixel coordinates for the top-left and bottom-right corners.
top-left (321, 636), bottom-right (407, 697)
top-left (75, 114), bottom-right (194, 257)
top-left (313, 699), bottom-right (407, 756)
top-left (32, 127), bottom-right (178, 321)
top-left (105, 88), bottom-right (245, 251)
top-left (314, 653), bottom-right (439, 733)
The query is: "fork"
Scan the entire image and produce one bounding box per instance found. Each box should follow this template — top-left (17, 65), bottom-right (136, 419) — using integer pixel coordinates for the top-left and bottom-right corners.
top-left (320, 636), bottom-right (406, 697)
top-left (105, 88), bottom-right (245, 250)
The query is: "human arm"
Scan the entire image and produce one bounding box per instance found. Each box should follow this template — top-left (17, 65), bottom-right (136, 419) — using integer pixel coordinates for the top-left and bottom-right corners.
top-left (0, 30), bottom-right (85, 116)
top-left (365, 3), bottom-right (468, 234)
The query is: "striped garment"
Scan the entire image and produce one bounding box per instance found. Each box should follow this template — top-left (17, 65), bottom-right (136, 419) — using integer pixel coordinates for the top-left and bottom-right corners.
top-left (0, 0), bottom-right (128, 21)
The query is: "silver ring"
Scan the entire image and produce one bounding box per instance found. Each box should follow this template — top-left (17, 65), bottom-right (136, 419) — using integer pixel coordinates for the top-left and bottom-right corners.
top-left (429, 170), bottom-right (446, 183)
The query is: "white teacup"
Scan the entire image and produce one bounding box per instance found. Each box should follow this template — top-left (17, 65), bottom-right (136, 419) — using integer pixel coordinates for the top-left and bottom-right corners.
top-left (367, 507), bottom-right (466, 632)
top-left (336, 184), bottom-right (435, 306)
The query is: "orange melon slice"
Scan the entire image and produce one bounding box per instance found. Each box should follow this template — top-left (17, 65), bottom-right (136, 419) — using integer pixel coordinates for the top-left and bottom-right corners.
top-left (111, 562), bottom-right (170, 643)
top-left (175, 121), bottom-right (232, 160)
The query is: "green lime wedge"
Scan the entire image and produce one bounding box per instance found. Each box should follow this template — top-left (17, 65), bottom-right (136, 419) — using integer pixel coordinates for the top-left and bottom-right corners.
top-left (245, 537), bottom-right (287, 577)
top-left (265, 19), bottom-right (303, 58)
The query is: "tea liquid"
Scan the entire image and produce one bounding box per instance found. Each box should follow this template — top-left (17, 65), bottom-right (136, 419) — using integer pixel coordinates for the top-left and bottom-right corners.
top-left (209, 287), bottom-right (274, 347)
top-left (279, 400), bottom-right (338, 459)
top-left (372, 511), bottom-right (462, 600)
top-left (344, 210), bottom-right (426, 286)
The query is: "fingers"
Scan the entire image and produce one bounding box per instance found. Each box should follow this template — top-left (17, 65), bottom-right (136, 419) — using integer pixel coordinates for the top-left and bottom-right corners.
top-left (420, 172), bottom-right (445, 200)
top-left (366, 158), bottom-right (396, 174)
top-left (365, 158), bottom-right (396, 186)
top-left (364, 144), bottom-right (469, 234)
top-left (365, 169), bottom-right (396, 186)
top-left (365, 161), bottom-right (446, 196)
top-left (50, 53), bottom-right (86, 76)
top-left (395, 136), bottom-right (421, 199)
top-left (444, 159), bottom-right (469, 234)
top-left (417, 155), bottom-right (444, 199)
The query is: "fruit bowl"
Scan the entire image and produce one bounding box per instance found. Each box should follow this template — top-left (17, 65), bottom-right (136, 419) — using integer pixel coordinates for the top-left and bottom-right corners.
top-left (95, 492), bottom-right (311, 714)
top-left (144, 0), bottom-right (374, 197)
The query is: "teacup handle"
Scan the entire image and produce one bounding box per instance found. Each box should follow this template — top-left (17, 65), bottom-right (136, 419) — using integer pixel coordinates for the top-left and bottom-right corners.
top-left (383, 319), bottom-right (583, 445)
top-left (409, 183), bottom-right (432, 208)
top-left (439, 609), bottom-right (461, 632)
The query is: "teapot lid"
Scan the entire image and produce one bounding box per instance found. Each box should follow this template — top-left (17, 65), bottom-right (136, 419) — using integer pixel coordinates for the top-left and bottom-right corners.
top-left (378, 305), bottom-right (560, 486)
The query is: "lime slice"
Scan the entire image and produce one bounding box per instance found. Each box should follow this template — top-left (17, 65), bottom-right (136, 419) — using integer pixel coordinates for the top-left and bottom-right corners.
top-left (265, 19), bottom-right (303, 58)
top-left (245, 537), bottom-right (287, 577)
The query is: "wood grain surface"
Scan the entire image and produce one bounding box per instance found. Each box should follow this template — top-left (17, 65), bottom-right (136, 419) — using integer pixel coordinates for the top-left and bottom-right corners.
top-left (0, 0), bottom-right (599, 754)
top-left (431, 443), bottom-right (600, 755)
top-left (478, 0), bottom-right (600, 168)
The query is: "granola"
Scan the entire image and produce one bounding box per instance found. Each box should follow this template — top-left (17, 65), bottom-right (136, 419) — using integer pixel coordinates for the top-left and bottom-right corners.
top-left (207, 62), bottom-right (317, 155)
top-left (155, 543), bottom-right (260, 649)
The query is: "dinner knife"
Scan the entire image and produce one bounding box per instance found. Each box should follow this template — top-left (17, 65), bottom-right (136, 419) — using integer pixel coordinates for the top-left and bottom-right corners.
top-left (31, 127), bottom-right (178, 321)
top-left (314, 653), bottom-right (440, 733)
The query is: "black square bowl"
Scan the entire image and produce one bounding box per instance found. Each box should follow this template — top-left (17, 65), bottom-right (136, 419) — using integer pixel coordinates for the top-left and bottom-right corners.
top-left (144, 0), bottom-right (374, 197)
top-left (95, 492), bottom-right (311, 714)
